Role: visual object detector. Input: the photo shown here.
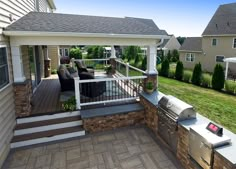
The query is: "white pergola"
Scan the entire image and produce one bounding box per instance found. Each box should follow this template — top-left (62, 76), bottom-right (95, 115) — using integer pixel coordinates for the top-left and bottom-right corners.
top-left (223, 57), bottom-right (236, 80)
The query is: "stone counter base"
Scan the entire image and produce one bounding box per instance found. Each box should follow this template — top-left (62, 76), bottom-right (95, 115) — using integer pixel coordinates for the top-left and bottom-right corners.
top-left (83, 111), bottom-right (145, 133)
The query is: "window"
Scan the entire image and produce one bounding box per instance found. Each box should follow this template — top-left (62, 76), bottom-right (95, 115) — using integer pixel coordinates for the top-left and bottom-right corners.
top-left (216, 56), bottom-right (225, 62)
top-left (233, 38), bottom-right (236, 48)
top-left (0, 47), bottom-right (9, 89)
top-left (64, 48), bottom-right (69, 57)
top-left (185, 53), bottom-right (195, 62)
top-left (59, 48), bottom-right (69, 57)
top-left (212, 38), bottom-right (217, 46)
top-left (59, 48), bottom-right (63, 56)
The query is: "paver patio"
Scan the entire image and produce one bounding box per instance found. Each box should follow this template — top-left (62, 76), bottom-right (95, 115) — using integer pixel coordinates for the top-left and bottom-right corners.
top-left (2, 126), bottom-right (183, 169)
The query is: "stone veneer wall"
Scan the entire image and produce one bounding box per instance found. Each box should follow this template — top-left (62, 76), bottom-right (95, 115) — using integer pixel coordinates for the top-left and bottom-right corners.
top-left (177, 125), bottom-right (195, 169)
top-left (14, 80), bottom-right (32, 117)
top-left (140, 96), bottom-right (158, 135)
top-left (213, 152), bottom-right (236, 169)
top-left (83, 111), bottom-right (145, 133)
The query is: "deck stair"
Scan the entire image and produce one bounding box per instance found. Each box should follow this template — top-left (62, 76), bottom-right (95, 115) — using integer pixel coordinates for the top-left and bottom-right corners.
top-left (11, 111), bottom-right (85, 148)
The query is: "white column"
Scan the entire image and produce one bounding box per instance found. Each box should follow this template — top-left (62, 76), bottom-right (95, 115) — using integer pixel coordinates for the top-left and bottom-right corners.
top-left (225, 62), bottom-right (229, 80)
top-left (110, 45), bottom-right (116, 58)
top-left (11, 46), bottom-right (26, 82)
top-left (74, 77), bottom-right (81, 110)
top-left (146, 45), bottom-right (157, 74)
top-left (43, 46), bottom-right (49, 60)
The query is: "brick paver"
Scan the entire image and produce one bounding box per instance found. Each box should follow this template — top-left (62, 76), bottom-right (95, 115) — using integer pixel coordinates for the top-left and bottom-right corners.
top-left (3, 127), bottom-right (183, 169)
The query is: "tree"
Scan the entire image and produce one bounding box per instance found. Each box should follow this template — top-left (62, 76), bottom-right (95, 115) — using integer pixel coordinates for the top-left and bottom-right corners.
top-left (166, 50), bottom-right (172, 61)
top-left (172, 49), bottom-right (179, 62)
top-left (191, 63), bottom-right (202, 86)
top-left (141, 56), bottom-right (147, 71)
top-left (175, 61), bottom-right (184, 80)
top-left (69, 47), bottom-right (82, 59)
top-left (160, 59), bottom-right (169, 77)
top-left (177, 36), bottom-right (186, 45)
top-left (212, 64), bottom-right (225, 91)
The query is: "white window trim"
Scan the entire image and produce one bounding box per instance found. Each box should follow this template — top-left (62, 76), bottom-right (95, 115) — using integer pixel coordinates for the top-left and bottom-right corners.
top-left (0, 45), bottom-right (10, 92)
top-left (64, 48), bottom-right (69, 57)
top-left (215, 55), bottom-right (225, 63)
top-left (212, 38), bottom-right (218, 46)
top-left (185, 53), bottom-right (195, 62)
top-left (232, 38), bottom-right (236, 49)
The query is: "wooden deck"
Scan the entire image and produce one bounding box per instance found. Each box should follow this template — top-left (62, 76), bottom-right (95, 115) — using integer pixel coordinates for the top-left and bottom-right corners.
top-left (31, 75), bottom-right (62, 114)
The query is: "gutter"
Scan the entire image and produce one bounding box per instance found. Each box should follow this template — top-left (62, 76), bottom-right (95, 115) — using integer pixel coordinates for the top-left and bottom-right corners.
top-left (47, 0), bottom-right (56, 10)
top-left (3, 31), bottom-right (170, 39)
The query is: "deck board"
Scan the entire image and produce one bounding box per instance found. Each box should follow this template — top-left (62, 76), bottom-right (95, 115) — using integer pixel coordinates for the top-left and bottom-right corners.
top-left (31, 76), bottom-right (62, 114)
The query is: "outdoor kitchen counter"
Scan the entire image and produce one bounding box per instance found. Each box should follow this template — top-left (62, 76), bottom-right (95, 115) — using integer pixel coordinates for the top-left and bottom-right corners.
top-left (140, 91), bottom-right (165, 107)
top-left (179, 113), bottom-right (236, 166)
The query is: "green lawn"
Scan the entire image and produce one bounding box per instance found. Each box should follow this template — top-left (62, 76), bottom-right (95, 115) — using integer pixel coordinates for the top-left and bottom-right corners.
top-left (158, 76), bottom-right (236, 133)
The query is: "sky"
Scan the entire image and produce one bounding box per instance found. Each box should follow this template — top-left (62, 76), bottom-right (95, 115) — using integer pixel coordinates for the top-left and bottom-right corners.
top-left (54, 0), bottom-right (236, 37)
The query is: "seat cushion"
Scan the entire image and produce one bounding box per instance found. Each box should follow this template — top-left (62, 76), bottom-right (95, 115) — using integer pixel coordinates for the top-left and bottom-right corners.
top-left (79, 72), bottom-right (94, 80)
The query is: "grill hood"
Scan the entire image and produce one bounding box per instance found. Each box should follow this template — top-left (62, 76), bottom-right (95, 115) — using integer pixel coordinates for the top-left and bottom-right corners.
top-left (159, 95), bottom-right (196, 121)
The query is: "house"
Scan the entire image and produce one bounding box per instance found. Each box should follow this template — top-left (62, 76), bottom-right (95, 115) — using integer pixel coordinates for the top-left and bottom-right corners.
top-left (179, 2), bottom-right (236, 74)
top-left (0, 6), bottom-right (170, 167)
top-left (158, 35), bottom-right (181, 56)
top-left (179, 37), bottom-right (203, 70)
top-left (0, 0), bottom-right (56, 167)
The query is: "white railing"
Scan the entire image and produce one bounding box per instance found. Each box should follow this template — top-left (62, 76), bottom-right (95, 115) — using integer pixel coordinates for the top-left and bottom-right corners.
top-left (72, 58), bottom-right (109, 70)
top-left (74, 75), bottom-right (147, 109)
top-left (116, 59), bottom-right (146, 77)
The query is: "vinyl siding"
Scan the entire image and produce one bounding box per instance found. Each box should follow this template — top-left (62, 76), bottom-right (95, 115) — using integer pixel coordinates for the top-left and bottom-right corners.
top-left (0, 0), bottom-right (35, 31)
top-left (48, 45), bottom-right (59, 70)
top-left (0, 39), bottom-right (15, 168)
top-left (179, 51), bottom-right (203, 70)
top-left (202, 36), bottom-right (236, 73)
top-left (38, 0), bottom-right (51, 12)
top-left (0, 1), bottom-right (51, 167)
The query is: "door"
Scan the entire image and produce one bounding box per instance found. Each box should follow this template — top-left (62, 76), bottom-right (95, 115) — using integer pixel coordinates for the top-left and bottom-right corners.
top-left (34, 46), bottom-right (41, 85)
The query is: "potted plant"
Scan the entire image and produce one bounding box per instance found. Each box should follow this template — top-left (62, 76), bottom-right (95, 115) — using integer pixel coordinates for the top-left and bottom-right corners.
top-left (104, 64), bottom-right (115, 75)
top-left (145, 81), bottom-right (154, 94)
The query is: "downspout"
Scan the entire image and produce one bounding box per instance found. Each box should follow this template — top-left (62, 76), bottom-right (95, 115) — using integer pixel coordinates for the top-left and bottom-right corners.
top-left (156, 38), bottom-right (164, 47)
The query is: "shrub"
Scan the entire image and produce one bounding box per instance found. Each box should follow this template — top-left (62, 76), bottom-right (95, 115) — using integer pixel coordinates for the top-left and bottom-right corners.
top-left (62, 96), bottom-right (76, 111)
top-left (172, 49), bottom-right (179, 62)
top-left (51, 69), bottom-right (57, 74)
top-left (225, 80), bottom-right (236, 94)
top-left (212, 64), bottom-right (225, 91)
top-left (160, 59), bottom-right (169, 77)
top-left (69, 48), bottom-right (82, 59)
top-left (191, 63), bottom-right (202, 86)
top-left (157, 64), bottom-right (161, 73)
top-left (168, 68), bottom-right (175, 78)
top-left (183, 70), bottom-right (192, 83)
top-left (175, 61), bottom-right (184, 80)
top-left (201, 73), bottom-right (212, 88)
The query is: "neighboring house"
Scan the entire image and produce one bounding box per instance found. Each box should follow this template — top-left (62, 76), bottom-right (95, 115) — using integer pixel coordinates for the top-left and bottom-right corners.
top-left (0, 0), bottom-right (56, 167)
top-left (179, 3), bottom-right (236, 73)
top-left (158, 35), bottom-right (181, 56)
top-left (179, 37), bottom-right (203, 70)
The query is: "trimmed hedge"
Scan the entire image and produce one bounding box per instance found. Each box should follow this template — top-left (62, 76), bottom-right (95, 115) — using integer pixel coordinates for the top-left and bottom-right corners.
top-left (191, 63), bottom-right (202, 86)
top-left (175, 61), bottom-right (184, 80)
top-left (212, 64), bottom-right (225, 91)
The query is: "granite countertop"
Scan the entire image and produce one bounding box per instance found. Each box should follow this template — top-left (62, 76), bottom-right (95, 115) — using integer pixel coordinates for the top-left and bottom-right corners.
top-left (140, 91), bottom-right (236, 165)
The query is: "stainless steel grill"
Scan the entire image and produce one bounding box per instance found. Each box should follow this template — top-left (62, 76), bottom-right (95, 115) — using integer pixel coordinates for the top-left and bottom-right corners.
top-left (189, 124), bottom-right (231, 169)
top-left (158, 95), bottom-right (196, 153)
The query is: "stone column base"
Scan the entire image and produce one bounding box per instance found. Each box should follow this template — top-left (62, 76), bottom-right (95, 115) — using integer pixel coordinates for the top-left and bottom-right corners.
top-left (14, 80), bottom-right (32, 117)
top-left (143, 73), bottom-right (158, 94)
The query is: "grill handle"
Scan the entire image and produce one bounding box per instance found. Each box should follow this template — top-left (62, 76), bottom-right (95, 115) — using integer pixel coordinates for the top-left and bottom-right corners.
top-left (200, 157), bottom-right (210, 166)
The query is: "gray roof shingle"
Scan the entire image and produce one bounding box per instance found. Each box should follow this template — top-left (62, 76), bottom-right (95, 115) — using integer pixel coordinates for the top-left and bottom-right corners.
top-left (179, 37), bottom-right (202, 52)
top-left (202, 3), bottom-right (236, 35)
top-left (5, 12), bottom-right (167, 36)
